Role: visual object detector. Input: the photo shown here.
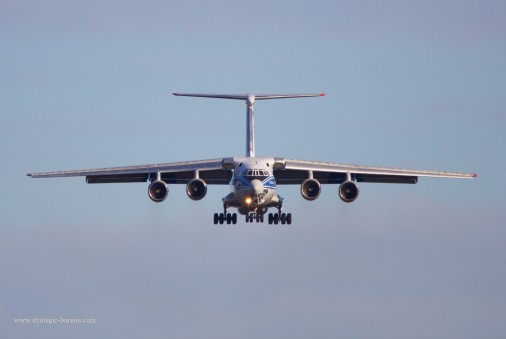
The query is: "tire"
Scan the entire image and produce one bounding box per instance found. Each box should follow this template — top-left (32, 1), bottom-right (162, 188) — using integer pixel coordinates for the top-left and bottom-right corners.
top-left (287, 213), bottom-right (292, 225)
top-left (281, 213), bottom-right (287, 225)
top-left (232, 213), bottom-right (237, 224)
top-left (214, 213), bottom-right (219, 224)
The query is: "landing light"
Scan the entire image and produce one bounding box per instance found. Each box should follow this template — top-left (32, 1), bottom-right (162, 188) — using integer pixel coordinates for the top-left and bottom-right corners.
top-left (245, 197), bottom-right (252, 205)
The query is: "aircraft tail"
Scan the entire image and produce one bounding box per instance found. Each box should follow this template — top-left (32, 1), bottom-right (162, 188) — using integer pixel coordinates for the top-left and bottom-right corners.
top-left (173, 93), bottom-right (325, 157)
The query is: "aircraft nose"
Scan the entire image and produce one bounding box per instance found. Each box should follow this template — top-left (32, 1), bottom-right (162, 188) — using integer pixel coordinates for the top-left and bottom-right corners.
top-left (250, 179), bottom-right (264, 195)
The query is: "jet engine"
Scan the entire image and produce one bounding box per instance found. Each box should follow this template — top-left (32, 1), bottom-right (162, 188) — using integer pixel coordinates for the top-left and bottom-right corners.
top-left (186, 178), bottom-right (207, 201)
top-left (148, 180), bottom-right (169, 202)
top-left (339, 181), bottom-right (359, 203)
top-left (301, 178), bottom-right (321, 201)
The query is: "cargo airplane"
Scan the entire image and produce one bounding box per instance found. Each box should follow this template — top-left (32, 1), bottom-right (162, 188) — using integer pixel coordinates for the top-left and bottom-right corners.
top-left (28, 93), bottom-right (477, 224)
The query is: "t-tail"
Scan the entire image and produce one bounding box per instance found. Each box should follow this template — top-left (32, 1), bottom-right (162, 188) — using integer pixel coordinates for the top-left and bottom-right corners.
top-left (173, 93), bottom-right (325, 157)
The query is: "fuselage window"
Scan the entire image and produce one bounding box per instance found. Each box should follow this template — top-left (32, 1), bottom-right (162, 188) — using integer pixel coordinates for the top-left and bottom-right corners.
top-left (245, 168), bottom-right (269, 182)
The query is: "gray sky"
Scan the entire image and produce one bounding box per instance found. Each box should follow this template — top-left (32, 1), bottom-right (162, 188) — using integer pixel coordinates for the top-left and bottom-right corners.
top-left (1, 1), bottom-right (505, 338)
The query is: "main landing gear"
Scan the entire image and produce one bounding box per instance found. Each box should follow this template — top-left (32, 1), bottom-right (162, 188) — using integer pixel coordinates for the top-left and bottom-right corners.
top-left (266, 204), bottom-right (292, 225)
top-left (267, 212), bottom-right (292, 225)
top-left (213, 212), bottom-right (237, 225)
top-left (214, 205), bottom-right (237, 225)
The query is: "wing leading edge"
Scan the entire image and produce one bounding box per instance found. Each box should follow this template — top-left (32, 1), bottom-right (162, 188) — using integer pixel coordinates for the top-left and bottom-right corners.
top-left (273, 158), bottom-right (476, 185)
top-left (27, 158), bottom-right (234, 185)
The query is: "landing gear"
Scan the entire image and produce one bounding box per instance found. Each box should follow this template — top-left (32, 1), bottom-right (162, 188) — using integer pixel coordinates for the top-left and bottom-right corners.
top-left (267, 205), bottom-right (292, 225)
top-left (213, 211), bottom-right (237, 225)
top-left (245, 212), bottom-right (264, 223)
top-left (268, 212), bottom-right (292, 225)
top-left (214, 204), bottom-right (291, 225)
top-left (214, 205), bottom-right (237, 225)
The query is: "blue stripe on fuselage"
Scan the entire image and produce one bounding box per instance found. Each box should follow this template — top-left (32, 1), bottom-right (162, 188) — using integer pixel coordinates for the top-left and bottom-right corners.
top-left (263, 176), bottom-right (276, 189)
top-left (233, 176), bottom-right (250, 189)
top-left (233, 175), bottom-right (276, 190)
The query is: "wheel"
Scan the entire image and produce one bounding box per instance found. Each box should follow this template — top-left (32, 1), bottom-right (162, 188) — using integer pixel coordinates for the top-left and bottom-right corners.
top-left (226, 213), bottom-right (232, 224)
top-left (260, 213), bottom-right (264, 223)
top-left (268, 213), bottom-right (273, 224)
top-left (274, 213), bottom-right (279, 225)
top-left (213, 213), bottom-right (219, 224)
top-left (219, 213), bottom-right (224, 224)
top-left (245, 214), bottom-right (249, 223)
top-left (287, 213), bottom-right (292, 225)
top-left (232, 213), bottom-right (237, 224)
top-left (281, 213), bottom-right (287, 225)
top-left (249, 213), bottom-right (254, 223)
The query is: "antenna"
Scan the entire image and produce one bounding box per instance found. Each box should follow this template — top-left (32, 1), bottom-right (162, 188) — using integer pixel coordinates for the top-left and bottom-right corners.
top-left (173, 93), bottom-right (325, 157)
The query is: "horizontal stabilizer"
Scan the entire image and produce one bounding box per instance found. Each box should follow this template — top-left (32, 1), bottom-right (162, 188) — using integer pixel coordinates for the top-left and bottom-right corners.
top-left (173, 93), bottom-right (325, 100)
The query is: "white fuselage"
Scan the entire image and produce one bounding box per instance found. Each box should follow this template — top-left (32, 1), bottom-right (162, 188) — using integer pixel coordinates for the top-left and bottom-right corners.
top-left (223, 157), bottom-right (281, 214)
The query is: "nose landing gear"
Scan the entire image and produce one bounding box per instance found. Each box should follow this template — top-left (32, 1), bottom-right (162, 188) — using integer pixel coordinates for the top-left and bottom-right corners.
top-left (245, 212), bottom-right (264, 223)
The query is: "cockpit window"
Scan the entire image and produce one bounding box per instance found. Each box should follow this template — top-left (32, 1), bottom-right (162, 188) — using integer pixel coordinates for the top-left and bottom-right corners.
top-left (245, 169), bottom-right (269, 181)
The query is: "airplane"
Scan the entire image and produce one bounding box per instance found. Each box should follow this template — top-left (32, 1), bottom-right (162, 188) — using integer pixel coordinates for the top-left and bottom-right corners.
top-left (27, 93), bottom-right (477, 225)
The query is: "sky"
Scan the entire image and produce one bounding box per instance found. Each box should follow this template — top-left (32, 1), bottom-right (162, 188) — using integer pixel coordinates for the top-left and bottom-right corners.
top-left (1, 0), bottom-right (505, 338)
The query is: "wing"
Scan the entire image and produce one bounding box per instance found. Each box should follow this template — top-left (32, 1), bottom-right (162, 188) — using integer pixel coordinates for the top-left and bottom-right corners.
top-left (272, 158), bottom-right (477, 185)
top-left (27, 158), bottom-right (234, 185)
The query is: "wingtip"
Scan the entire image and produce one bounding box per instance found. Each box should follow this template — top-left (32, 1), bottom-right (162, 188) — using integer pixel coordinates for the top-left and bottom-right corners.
top-left (472, 173), bottom-right (478, 178)
top-left (320, 93), bottom-right (326, 96)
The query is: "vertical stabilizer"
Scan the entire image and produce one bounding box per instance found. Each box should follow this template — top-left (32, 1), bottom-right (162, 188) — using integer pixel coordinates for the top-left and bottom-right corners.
top-left (245, 94), bottom-right (256, 157)
top-left (173, 93), bottom-right (325, 157)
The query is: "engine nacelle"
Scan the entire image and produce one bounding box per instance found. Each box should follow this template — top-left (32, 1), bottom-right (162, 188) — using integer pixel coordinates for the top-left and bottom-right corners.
top-left (339, 181), bottom-right (359, 203)
top-left (186, 178), bottom-right (207, 201)
top-left (148, 180), bottom-right (168, 202)
top-left (301, 178), bottom-right (321, 201)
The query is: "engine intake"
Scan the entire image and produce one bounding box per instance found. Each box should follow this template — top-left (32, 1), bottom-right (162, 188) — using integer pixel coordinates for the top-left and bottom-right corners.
top-left (148, 180), bottom-right (168, 202)
top-left (301, 178), bottom-right (321, 201)
top-left (339, 181), bottom-right (359, 203)
top-left (186, 178), bottom-right (207, 201)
